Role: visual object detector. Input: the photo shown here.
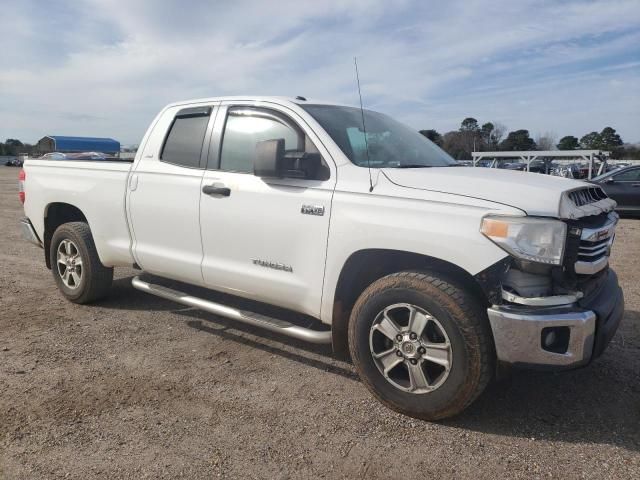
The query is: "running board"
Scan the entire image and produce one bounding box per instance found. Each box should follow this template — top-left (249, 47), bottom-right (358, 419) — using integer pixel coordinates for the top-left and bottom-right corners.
top-left (131, 276), bottom-right (332, 344)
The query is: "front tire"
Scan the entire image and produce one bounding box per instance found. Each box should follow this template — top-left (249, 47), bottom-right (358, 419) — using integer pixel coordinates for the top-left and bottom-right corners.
top-left (348, 271), bottom-right (494, 420)
top-left (50, 222), bottom-right (113, 304)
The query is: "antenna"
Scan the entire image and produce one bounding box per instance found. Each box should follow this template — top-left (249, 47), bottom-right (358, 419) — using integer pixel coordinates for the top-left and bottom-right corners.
top-left (354, 57), bottom-right (374, 192)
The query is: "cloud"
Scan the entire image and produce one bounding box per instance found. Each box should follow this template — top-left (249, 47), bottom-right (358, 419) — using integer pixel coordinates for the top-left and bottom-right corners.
top-left (0, 0), bottom-right (639, 144)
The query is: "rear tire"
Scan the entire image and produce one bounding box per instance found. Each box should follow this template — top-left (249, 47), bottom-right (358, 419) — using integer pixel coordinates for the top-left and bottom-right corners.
top-left (348, 271), bottom-right (494, 420)
top-left (50, 222), bottom-right (113, 304)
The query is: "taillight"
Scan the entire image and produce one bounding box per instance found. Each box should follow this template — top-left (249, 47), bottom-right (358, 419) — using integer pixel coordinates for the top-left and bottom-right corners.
top-left (18, 169), bottom-right (26, 204)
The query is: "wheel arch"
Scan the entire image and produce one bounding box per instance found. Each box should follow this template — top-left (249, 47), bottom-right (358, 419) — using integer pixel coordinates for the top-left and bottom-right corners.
top-left (331, 249), bottom-right (489, 358)
top-left (43, 203), bottom-right (88, 269)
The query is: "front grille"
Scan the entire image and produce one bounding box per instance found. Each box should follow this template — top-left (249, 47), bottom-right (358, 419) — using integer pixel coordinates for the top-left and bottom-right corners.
top-left (572, 212), bottom-right (617, 275)
top-left (578, 237), bottom-right (610, 262)
top-left (568, 187), bottom-right (608, 207)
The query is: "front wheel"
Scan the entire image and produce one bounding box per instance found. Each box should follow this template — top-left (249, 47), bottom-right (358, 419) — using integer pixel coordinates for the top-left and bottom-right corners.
top-left (50, 222), bottom-right (113, 304)
top-left (348, 271), bottom-right (494, 420)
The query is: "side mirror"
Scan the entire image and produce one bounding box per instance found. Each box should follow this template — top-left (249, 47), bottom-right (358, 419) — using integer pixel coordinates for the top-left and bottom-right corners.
top-left (605, 177), bottom-right (615, 184)
top-left (281, 151), bottom-right (322, 179)
top-left (254, 138), bottom-right (323, 180)
top-left (254, 139), bottom-right (285, 178)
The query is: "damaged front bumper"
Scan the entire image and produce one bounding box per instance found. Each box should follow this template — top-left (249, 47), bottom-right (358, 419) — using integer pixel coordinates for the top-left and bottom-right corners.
top-left (487, 269), bottom-right (624, 369)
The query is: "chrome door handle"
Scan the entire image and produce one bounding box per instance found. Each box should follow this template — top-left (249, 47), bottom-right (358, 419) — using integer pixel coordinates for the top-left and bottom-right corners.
top-left (202, 184), bottom-right (231, 196)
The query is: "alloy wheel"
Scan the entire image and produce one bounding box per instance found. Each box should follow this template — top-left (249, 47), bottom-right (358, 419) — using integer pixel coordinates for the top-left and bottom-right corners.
top-left (369, 303), bottom-right (452, 393)
top-left (57, 239), bottom-right (83, 289)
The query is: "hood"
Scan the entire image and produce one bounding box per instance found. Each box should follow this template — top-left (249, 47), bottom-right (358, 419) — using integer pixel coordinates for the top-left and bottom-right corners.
top-left (382, 167), bottom-right (616, 219)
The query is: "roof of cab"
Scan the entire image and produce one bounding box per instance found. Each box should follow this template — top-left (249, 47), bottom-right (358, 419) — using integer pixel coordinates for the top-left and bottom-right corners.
top-left (163, 96), bottom-right (346, 109)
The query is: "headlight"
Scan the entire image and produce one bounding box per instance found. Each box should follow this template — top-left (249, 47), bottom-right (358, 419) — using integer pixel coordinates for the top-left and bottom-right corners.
top-left (481, 216), bottom-right (566, 265)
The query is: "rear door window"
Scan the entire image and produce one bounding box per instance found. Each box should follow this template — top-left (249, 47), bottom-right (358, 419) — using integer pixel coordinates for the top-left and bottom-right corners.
top-left (160, 106), bottom-right (211, 168)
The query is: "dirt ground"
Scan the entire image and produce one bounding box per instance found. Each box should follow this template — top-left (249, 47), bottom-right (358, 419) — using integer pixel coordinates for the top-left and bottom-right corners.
top-left (0, 165), bottom-right (638, 479)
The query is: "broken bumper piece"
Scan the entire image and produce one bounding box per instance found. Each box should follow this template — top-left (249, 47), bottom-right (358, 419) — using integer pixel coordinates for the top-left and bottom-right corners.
top-left (487, 269), bottom-right (624, 369)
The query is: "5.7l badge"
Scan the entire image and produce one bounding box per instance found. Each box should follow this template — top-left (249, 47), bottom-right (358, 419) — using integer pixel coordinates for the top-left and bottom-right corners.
top-left (301, 205), bottom-right (325, 216)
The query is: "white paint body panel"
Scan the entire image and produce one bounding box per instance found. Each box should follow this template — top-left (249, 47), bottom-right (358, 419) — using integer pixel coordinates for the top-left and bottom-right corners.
top-left (383, 167), bottom-right (611, 218)
top-left (198, 101), bottom-right (336, 317)
top-left (22, 160), bottom-right (134, 266)
top-left (22, 96), bottom-right (599, 326)
top-left (126, 102), bottom-right (219, 285)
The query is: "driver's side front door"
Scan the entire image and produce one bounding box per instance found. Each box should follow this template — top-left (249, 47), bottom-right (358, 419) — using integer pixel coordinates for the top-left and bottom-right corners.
top-left (198, 103), bottom-right (336, 318)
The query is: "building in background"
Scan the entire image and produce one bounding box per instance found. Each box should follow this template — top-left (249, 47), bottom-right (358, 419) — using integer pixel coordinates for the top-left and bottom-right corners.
top-left (36, 136), bottom-right (120, 155)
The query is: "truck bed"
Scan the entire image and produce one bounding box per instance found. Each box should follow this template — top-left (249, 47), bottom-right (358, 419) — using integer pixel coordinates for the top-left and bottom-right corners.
top-left (23, 159), bottom-right (135, 267)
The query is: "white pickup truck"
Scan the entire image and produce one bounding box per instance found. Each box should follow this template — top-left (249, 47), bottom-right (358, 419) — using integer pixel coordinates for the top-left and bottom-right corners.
top-left (19, 96), bottom-right (624, 420)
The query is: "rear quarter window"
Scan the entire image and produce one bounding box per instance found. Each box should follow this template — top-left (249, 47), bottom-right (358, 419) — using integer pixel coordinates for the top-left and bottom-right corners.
top-left (160, 107), bottom-right (211, 168)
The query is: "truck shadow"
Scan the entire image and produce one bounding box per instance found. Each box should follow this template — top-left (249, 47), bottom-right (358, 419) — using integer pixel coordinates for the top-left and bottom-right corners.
top-left (100, 275), bottom-right (639, 452)
top-left (101, 275), bottom-right (358, 381)
top-left (446, 309), bottom-right (640, 452)
top-left (181, 310), bottom-right (358, 381)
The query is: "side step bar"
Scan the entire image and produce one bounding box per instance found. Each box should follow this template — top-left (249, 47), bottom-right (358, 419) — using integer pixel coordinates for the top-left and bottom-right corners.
top-left (131, 276), bottom-right (332, 344)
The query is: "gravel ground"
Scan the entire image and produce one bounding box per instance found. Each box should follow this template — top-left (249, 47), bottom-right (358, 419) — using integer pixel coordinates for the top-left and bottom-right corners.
top-left (0, 165), bottom-right (638, 479)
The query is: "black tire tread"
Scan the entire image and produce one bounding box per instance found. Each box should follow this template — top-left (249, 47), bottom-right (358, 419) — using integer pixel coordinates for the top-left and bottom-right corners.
top-left (50, 222), bottom-right (113, 304)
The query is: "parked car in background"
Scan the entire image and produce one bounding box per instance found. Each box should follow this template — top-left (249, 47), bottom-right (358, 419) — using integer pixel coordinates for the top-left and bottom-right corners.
top-left (40, 152), bottom-right (68, 160)
top-left (474, 159), bottom-right (553, 173)
top-left (474, 159), bottom-right (494, 167)
top-left (591, 165), bottom-right (640, 215)
top-left (604, 162), bottom-right (629, 172)
top-left (551, 162), bottom-right (604, 179)
top-left (501, 162), bottom-right (527, 171)
top-left (528, 159), bottom-right (560, 174)
top-left (551, 163), bottom-right (579, 179)
top-left (4, 156), bottom-right (24, 167)
top-left (40, 152), bottom-right (120, 161)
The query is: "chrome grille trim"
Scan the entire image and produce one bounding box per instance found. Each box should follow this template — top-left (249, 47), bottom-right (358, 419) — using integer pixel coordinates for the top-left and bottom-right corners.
top-left (578, 247), bottom-right (609, 258)
top-left (574, 212), bottom-right (618, 275)
top-left (579, 239), bottom-right (609, 251)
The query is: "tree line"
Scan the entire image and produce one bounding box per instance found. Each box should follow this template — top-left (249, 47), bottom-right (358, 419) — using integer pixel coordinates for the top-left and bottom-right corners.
top-left (420, 118), bottom-right (638, 160)
top-left (2, 123), bottom-right (639, 160)
top-left (0, 139), bottom-right (36, 157)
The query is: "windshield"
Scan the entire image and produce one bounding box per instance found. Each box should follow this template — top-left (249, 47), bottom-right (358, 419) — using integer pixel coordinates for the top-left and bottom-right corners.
top-left (591, 170), bottom-right (613, 182)
top-left (302, 105), bottom-right (456, 168)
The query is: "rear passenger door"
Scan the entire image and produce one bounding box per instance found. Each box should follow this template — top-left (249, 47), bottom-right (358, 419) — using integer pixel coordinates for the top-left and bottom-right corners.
top-left (127, 103), bottom-right (219, 284)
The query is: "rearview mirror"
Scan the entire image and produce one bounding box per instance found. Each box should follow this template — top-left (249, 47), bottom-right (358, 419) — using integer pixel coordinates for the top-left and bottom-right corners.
top-left (605, 177), bottom-right (615, 184)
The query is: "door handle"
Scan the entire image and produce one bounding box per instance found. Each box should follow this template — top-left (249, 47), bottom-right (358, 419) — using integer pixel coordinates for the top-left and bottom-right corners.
top-left (202, 184), bottom-right (231, 196)
top-left (129, 174), bottom-right (138, 191)
top-left (631, 183), bottom-right (640, 187)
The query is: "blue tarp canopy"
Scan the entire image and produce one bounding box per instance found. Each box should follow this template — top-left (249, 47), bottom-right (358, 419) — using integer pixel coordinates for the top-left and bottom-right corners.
top-left (46, 136), bottom-right (120, 153)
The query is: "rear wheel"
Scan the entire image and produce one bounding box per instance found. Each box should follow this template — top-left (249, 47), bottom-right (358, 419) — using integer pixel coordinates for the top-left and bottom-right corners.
top-left (50, 222), bottom-right (113, 303)
top-left (348, 271), bottom-right (494, 420)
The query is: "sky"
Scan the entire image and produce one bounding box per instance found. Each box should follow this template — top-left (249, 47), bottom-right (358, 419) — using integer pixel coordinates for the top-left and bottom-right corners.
top-left (1, 0), bottom-right (639, 146)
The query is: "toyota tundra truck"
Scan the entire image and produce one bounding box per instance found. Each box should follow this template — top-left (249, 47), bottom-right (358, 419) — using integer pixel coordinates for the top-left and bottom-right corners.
top-left (19, 96), bottom-right (624, 420)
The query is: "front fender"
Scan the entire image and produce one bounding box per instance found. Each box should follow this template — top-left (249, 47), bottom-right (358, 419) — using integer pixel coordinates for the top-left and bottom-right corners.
top-left (320, 190), bottom-right (512, 324)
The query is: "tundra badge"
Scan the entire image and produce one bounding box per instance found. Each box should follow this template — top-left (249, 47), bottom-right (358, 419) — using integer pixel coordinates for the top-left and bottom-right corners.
top-left (252, 259), bottom-right (293, 273)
